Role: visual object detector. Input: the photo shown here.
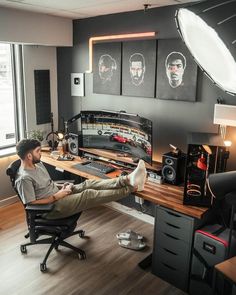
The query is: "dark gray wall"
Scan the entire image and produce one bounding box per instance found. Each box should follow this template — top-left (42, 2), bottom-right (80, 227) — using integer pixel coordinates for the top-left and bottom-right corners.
top-left (57, 5), bottom-right (236, 170)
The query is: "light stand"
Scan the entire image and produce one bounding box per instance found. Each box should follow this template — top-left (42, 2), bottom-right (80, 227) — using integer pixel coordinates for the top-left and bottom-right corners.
top-left (46, 112), bottom-right (59, 151)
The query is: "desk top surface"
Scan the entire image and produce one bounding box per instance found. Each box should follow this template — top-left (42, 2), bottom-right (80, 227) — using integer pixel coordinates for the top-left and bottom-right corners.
top-left (215, 256), bottom-right (236, 283)
top-left (41, 149), bottom-right (208, 219)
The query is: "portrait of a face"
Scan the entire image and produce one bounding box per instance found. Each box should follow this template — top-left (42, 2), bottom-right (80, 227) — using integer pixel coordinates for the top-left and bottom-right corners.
top-left (129, 53), bottom-right (146, 86)
top-left (98, 54), bottom-right (117, 84)
top-left (122, 40), bottom-right (156, 97)
top-left (165, 51), bottom-right (186, 88)
top-left (157, 39), bottom-right (198, 101)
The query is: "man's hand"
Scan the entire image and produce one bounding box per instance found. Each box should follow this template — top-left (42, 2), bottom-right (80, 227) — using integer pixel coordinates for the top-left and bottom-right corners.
top-left (29, 183), bottom-right (73, 205)
top-left (55, 185), bottom-right (72, 200)
top-left (62, 182), bottom-right (74, 191)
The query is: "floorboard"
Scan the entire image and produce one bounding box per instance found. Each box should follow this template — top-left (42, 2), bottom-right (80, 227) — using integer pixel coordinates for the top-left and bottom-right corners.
top-left (0, 202), bottom-right (186, 295)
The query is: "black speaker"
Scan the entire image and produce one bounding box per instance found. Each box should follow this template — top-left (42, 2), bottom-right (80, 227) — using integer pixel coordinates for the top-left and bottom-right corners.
top-left (162, 152), bottom-right (186, 185)
top-left (67, 133), bottom-right (82, 156)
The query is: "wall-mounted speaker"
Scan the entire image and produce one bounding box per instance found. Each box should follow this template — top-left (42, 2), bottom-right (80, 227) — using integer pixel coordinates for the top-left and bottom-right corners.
top-left (67, 132), bottom-right (82, 156)
top-left (162, 152), bottom-right (186, 185)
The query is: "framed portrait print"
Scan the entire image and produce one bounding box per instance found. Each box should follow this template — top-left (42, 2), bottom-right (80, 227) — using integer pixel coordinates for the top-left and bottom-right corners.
top-left (156, 39), bottom-right (198, 101)
top-left (122, 40), bottom-right (157, 98)
top-left (93, 42), bottom-right (121, 95)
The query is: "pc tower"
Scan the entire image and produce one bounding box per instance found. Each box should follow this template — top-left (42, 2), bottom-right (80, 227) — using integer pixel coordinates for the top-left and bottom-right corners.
top-left (183, 133), bottom-right (228, 207)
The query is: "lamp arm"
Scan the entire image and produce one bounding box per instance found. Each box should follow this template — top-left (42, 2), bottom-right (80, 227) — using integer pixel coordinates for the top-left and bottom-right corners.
top-left (67, 113), bottom-right (81, 125)
top-left (64, 113), bottom-right (81, 134)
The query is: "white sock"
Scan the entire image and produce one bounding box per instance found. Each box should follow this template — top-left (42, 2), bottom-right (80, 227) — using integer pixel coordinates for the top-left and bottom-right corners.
top-left (129, 160), bottom-right (147, 191)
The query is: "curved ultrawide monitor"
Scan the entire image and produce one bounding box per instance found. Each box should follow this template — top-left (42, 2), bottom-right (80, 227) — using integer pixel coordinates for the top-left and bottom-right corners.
top-left (81, 110), bottom-right (152, 164)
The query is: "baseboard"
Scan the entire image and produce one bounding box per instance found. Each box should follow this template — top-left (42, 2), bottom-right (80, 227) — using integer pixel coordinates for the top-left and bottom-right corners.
top-left (104, 202), bottom-right (154, 225)
top-left (0, 196), bottom-right (154, 226)
top-left (0, 195), bottom-right (18, 208)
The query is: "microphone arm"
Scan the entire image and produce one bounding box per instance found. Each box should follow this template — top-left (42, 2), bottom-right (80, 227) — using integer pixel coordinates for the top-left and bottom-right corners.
top-left (64, 113), bottom-right (81, 134)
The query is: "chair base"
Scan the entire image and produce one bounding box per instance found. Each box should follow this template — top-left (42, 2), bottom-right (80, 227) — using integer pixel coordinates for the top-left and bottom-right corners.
top-left (21, 229), bottom-right (86, 272)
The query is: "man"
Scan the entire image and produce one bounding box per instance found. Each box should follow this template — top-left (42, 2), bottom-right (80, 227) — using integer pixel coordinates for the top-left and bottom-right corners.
top-left (15, 139), bottom-right (146, 220)
top-left (165, 51), bottom-right (186, 88)
top-left (129, 53), bottom-right (146, 86)
top-left (98, 54), bottom-right (117, 84)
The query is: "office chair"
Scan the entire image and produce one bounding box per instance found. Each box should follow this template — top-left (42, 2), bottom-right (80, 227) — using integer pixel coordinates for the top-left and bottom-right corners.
top-left (6, 159), bottom-right (86, 272)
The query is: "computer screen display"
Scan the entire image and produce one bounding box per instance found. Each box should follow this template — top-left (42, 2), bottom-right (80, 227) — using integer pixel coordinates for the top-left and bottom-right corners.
top-left (81, 110), bottom-right (152, 164)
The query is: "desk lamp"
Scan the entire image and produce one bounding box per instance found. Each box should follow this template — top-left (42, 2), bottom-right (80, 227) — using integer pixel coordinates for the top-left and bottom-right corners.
top-left (208, 171), bottom-right (236, 257)
top-left (176, 0), bottom-right (236, 95)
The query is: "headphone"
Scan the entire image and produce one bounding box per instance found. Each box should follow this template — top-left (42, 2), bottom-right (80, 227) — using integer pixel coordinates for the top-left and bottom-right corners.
top-left (46, 132), bottom-right (59, 150)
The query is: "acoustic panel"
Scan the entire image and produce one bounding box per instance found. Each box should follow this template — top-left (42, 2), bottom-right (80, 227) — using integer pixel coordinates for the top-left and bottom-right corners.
top-left (34, 70), bottom-right (51, 125)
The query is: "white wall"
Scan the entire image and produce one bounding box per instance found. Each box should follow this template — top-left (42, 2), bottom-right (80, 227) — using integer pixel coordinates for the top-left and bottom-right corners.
top-left (0, 7), bottom-right (70, 205)
top-left (0, 7), bottom-right (72, 46)
top-left (0, 45), bottom-right (59, 205)
top-left (23, 45), bottom-right (59, 142)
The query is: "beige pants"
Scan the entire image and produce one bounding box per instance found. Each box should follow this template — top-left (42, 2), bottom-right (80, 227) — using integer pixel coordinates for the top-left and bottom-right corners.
top-left (45, 176), bottom-right (134, 219)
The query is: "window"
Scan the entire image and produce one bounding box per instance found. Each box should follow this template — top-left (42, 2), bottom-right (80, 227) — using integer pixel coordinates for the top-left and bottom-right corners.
top-left (0, 43), bottom-right (25, 151)
top-left (0, 43), bottom-right (16, 149)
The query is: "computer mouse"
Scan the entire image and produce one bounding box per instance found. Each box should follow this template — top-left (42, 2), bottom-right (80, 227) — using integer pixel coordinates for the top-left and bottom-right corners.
top-left (132, 157), bottom-right (139, 163)
top-left (121, 171), bottom-right (128, 176)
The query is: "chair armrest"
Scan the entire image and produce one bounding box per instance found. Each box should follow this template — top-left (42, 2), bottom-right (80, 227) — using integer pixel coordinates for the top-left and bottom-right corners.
top-left (25, 203), bottom-right (54, 213)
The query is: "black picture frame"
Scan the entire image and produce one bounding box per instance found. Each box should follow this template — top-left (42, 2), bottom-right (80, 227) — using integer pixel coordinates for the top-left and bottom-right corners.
top-left (93, 42), bottom-right (121, 95)
top-left (122, 40), bottom-right (156, 98)
top-left (156, 39), bottom-right (198, 102)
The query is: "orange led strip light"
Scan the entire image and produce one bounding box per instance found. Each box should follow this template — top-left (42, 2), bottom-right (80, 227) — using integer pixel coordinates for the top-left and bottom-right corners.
top-left (87, 32), bottom-right (156, 73)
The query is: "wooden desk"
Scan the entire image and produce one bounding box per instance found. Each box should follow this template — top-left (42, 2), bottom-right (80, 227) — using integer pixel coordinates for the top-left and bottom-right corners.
top-left (215, 256), bottom-right (236, 284)
top-left (41, 149), bottom-right (210, 292)
top-left (41, 150), bottom-right (208, 219)
top-left (214, 257), bottom-right (236, 295)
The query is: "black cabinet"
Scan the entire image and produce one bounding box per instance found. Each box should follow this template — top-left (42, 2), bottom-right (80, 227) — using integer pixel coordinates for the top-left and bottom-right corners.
top-left (152, 206), bottom-right (203, 292)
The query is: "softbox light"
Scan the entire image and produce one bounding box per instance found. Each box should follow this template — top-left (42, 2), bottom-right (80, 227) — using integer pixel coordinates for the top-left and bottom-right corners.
top-left (176, 0), bottom-right (236, 95)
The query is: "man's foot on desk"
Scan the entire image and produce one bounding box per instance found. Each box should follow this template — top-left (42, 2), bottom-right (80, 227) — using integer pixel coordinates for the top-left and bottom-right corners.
top-left (128, 160), bottom-right (147, 191)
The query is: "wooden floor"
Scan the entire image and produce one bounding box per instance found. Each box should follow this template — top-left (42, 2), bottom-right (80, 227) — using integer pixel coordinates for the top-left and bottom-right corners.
top-left (0, 202), bottom-right (186, 295)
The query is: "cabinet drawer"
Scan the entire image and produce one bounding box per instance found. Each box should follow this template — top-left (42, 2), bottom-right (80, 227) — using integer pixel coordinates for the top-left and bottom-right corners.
top-left (152, 257), bottom-right (188, 291)
top-left (156, 206), bottom-right (193, 243)
top-left (154, 229), bottom-right (190, 260)
top-left (153, 241), bottom-right (190, 273)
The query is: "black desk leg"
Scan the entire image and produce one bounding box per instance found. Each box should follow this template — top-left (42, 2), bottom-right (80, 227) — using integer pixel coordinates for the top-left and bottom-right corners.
top-left (138, 253), bottom-right (152, 270)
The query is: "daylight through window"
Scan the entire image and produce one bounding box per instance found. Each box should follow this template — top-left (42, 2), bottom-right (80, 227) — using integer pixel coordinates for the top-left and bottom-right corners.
top-left (0, 43), bottom-right (16, 148)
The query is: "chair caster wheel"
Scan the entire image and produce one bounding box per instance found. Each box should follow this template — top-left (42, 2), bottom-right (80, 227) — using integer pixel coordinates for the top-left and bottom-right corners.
top-left (20, 245), bottom-right (27, 254)
top-left (40, 263), bottom-right (47, 272)
top-left (78, 252), bottom-right (86, 260)
top-left (79, 230), bottom-right (85, 238)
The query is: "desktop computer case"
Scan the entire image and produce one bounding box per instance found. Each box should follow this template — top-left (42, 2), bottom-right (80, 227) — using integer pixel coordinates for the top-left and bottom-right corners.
top-left (189, 224), bottom-right (236, 295)
top-left (183, 133), bottom-right (228, 207)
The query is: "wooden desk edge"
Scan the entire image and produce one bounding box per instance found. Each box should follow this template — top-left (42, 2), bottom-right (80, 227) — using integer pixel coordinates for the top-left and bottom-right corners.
top-left (41, 152), bottom-right (209, 220)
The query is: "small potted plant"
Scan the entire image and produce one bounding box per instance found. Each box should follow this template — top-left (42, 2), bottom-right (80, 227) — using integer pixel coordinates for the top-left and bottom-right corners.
top-left (28, 130), bottom-right (44, 142)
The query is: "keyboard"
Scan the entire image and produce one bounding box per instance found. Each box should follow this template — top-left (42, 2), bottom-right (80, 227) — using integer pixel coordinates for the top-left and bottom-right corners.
top-left (85, 161), bottom-right (115, 174)
top-left (72, 161), bottom-right (115, 179)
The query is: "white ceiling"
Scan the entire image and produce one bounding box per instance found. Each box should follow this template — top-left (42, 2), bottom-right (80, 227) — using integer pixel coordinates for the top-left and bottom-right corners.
top-left (0, 0), bottom-right (200, 19)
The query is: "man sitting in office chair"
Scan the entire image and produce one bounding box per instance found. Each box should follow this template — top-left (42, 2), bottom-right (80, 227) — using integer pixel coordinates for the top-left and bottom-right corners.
top-left (15, 139), bottom-right (147, 220)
